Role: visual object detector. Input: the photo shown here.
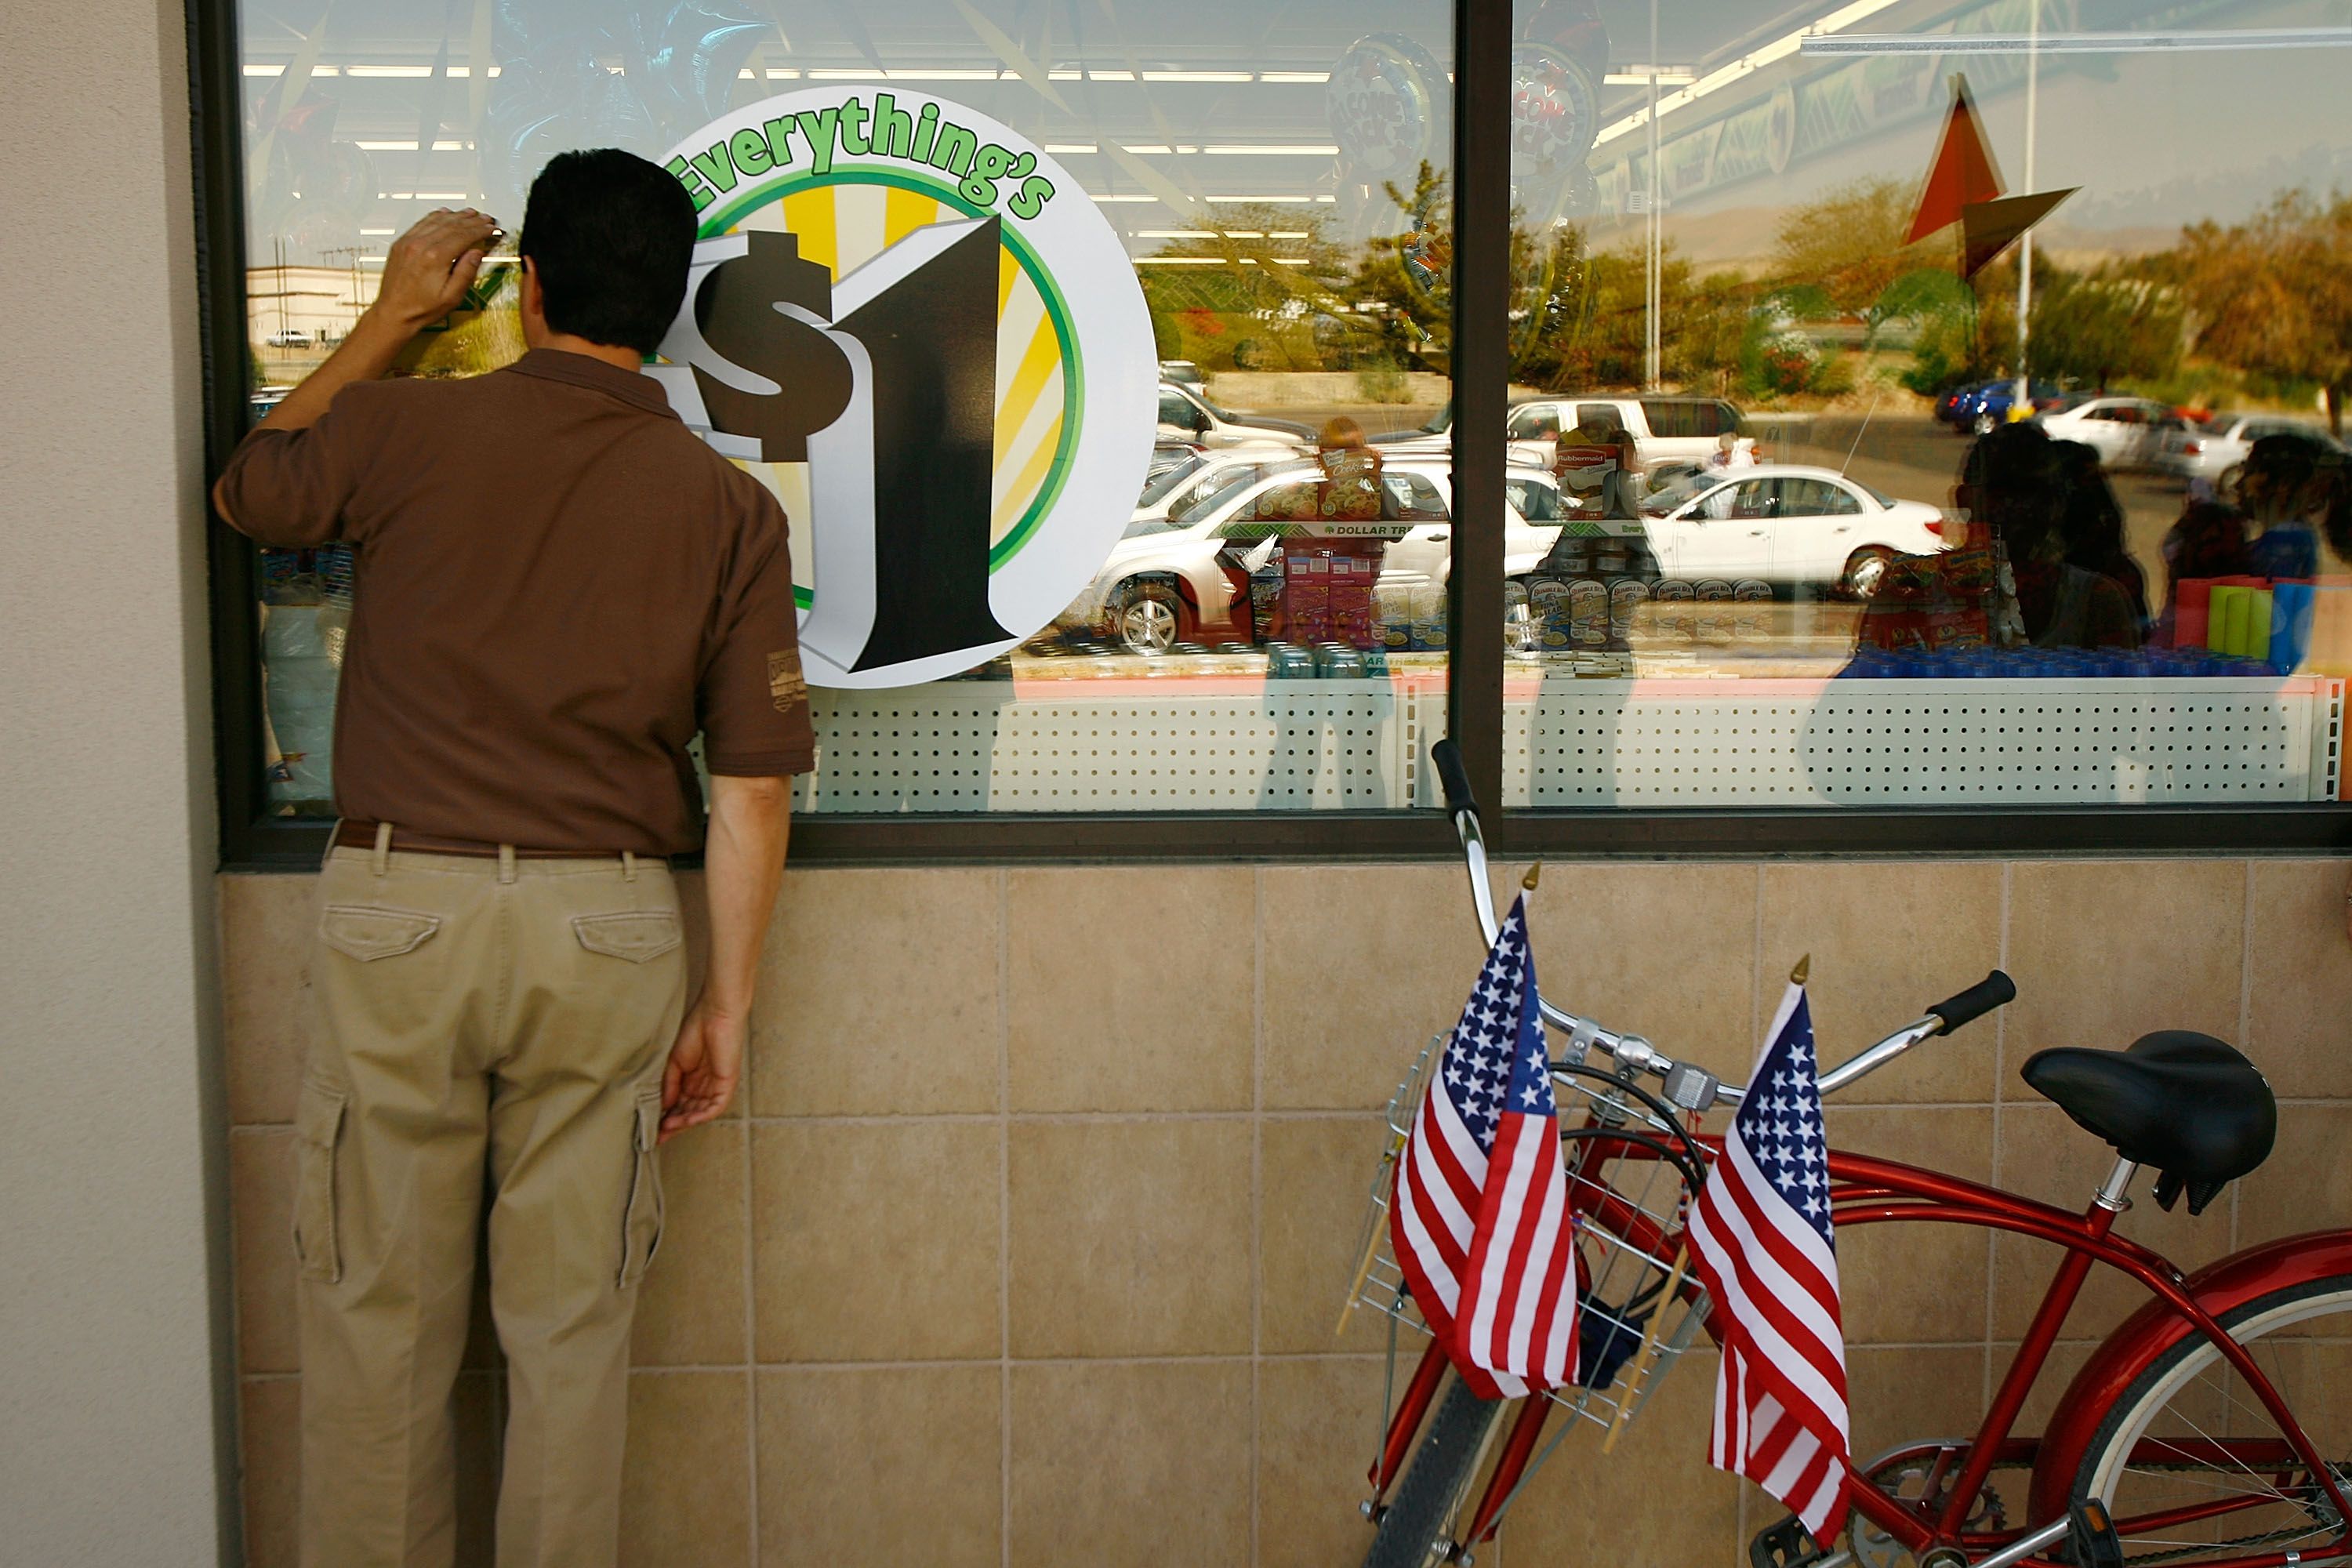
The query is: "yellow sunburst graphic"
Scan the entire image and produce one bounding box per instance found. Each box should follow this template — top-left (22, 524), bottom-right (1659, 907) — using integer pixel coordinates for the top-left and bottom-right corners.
top-left (720, 178), bottom-right (1072, 591)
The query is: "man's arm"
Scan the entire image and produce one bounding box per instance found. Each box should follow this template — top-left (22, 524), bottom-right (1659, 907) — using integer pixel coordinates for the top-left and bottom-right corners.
top-left (212, 207), bottom-right (499, 528)
top-left (660, 772), bottom-right (791, 1141)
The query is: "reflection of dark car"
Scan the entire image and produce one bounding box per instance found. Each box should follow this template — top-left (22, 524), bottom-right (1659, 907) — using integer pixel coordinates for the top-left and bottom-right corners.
top-left (1933, 380), bottom-right (2005, 429)
top-left (1949, 379), bottom-right (2064, 435)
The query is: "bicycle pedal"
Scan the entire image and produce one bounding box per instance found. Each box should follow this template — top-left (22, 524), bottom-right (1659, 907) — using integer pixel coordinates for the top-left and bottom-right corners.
top-left (2056, 1498), bottom-right (2125, 1568)
top-left (1746, 1515), bottom-right (1825, 1568)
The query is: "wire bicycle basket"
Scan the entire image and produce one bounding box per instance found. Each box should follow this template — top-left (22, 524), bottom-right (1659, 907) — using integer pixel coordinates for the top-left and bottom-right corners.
top-left (1344, 1030), bottom-right (1713, 1494)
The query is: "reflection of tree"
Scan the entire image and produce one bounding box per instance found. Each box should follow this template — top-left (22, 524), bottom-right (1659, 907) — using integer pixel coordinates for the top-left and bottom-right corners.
top-left (2169, 192), bottom-right (2352, 434)
top-left (1771, 178), bottom-right (1940, 318)
top-left (2027, 270), bottom-right (2183, 392)
top-left (1352, 162), bottom-right (1457, 367)
top-left (1139, 204), bottom-right (1354, 372)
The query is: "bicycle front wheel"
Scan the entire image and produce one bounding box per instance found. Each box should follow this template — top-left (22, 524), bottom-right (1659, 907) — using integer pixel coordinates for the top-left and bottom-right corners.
top-left (2072, 1273), bottom-right (2352, 1563)
top-left (1360, 1377), bottom-right (1507, 1568)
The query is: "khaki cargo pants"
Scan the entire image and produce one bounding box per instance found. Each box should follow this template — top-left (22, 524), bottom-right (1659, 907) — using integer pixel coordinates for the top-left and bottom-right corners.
top-left (296, 838), bottom-right (688, 1568)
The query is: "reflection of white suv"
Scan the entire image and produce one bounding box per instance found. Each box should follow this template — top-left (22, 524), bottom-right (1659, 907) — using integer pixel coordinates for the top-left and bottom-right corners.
top-left (1154, 381), bottom-right (1316, 449)
top-left (1369, 396), bottom-right (1744, 473)
top-left (1058, 459), bottom-right (1563, 654)
top-left (1504, 395), bottom-right (1747, 470)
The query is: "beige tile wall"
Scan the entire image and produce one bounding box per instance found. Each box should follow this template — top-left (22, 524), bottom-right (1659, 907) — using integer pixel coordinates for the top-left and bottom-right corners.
top-left (217, 855), bottom-right (2352, 1566)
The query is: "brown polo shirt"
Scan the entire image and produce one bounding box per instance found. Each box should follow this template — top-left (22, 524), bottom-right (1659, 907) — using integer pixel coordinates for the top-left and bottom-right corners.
top-left (218, 347), bottom-right (815, 855)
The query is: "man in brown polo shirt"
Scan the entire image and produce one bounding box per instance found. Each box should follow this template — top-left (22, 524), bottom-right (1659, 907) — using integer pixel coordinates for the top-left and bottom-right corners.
top-left (213, 149), bottom-right (810, 1566)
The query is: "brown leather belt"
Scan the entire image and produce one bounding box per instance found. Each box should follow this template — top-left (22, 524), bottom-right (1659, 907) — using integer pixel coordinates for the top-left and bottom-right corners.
top-left (333, 821), bottom-right (662, 863)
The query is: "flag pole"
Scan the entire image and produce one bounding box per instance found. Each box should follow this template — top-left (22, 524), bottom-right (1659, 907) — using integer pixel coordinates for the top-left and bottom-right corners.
top-left (1335, 1131), bottom-right (1410, 1338)
top-left (1601, 1243), bottom-right (1690, 1454)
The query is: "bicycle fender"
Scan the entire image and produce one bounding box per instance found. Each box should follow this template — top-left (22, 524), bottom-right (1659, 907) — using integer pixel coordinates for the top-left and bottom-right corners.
top-left (2026, 1228), bottom-right (2352, 1526)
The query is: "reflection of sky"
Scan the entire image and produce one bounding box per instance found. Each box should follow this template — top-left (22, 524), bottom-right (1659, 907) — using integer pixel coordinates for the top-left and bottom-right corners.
top-left (235, 0), bottom-right (2346, 264)
top-left (1592, 0), bottom-right (2350, 250)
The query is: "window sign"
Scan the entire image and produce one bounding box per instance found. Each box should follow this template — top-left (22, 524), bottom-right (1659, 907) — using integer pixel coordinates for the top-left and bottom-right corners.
top-left (651, 89), bottom-right (1159, 688)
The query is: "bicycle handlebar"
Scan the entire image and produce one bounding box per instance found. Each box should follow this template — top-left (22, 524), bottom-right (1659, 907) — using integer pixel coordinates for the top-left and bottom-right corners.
top-left (1430, 738), bottom-right (1478, 820)
top-left (1437, 741), bottom-right (2013, 1111)
top-left (1928, 971), bottom-right (2017, 1034)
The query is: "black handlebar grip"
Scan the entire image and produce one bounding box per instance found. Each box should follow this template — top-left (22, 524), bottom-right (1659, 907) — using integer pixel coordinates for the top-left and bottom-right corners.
top-left (1928, 970), bottom-right (2016, 1034)
top-left (1432, 739), bottom-right (1478, 818)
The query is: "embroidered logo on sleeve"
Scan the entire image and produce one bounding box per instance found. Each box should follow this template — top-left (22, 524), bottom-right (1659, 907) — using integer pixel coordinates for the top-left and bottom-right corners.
top-left (768, 648), bottom-right (807, 713)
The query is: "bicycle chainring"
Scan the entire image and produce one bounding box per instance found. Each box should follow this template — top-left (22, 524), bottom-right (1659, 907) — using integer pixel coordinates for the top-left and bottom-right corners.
top-left (1850, 1461), bottom-right (2005, 1568)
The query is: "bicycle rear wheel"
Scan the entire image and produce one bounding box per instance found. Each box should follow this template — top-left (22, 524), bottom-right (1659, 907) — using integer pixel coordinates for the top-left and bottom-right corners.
top-left (2072, 1274), bottom-right (2352, 1563)
top-left (1360, 1377), bottom-right (1508, 1568)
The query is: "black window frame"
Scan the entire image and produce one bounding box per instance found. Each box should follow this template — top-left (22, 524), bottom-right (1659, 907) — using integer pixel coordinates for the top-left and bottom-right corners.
top-left (189, 0), bottom-right (2352, 868)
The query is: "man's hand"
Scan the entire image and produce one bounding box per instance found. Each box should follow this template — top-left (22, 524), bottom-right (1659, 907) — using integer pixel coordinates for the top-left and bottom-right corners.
top-left (660, 995), bottom-right (746, 1142)
top-left (224, 207), bottom-right (505, 461)
top-left (368, 207), bottom-right (503, 334)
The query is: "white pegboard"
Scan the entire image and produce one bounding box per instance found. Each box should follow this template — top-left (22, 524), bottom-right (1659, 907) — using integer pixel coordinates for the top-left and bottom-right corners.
top-left (800, 675), bottom-right (2343, 814)
top-left (1497, 677), bottom-right (2345, 808)
top-left (800, 681), bottom-right (1414, 811)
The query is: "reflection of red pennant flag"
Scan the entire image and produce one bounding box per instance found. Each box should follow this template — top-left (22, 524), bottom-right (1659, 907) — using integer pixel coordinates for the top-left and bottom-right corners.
top-left (1961, 187), bottom-right (2078, 278)
top-left (1906, 74), bottom-right (2005, 245)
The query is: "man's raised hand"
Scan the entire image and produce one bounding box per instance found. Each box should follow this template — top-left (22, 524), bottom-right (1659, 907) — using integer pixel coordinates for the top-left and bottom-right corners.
top-left (370, 208), bottom-right (503, 334)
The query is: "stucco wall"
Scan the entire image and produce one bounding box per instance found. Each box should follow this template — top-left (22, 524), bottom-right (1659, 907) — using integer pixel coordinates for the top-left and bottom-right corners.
top-left (0, 0), bottom-right (231, 1559)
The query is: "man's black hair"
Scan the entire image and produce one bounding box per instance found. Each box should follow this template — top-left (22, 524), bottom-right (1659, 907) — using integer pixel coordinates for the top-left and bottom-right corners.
top-left (518, 149), bottom-right (697, 355)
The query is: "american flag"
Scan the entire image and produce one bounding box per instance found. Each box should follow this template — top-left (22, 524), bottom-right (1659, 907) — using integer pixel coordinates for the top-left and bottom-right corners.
top-left (1389, 895), bottom-right (1577, 1399)
top-left (1688, 978), bottom-right (1851, 1543)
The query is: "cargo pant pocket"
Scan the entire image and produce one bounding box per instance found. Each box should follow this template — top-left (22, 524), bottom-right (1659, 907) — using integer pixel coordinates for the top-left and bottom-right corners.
top-left (292, 1079), bottom-right (349, 1284)
top-left (618, 1084), bottom-right (666, 1288)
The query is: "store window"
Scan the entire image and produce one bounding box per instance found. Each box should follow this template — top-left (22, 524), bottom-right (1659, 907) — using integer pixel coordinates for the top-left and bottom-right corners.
top-left (212, 0), bottom-right (2352, 848)
top-left (230, 0), bottom-right (1461, 820)
top-left (1497, 0), bottom-right (2352, 813)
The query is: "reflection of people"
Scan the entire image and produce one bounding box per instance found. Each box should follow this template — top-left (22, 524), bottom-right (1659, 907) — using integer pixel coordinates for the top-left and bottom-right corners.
top-left (1858, 423), bottom-right (2139, 653)
top-left (212, 154), bottom-right (811, 1566)
top-left (2239, 434), bottom-right (2331, 580)
top-left (1705, 430), bottom-right (1757, 471)
top-left (1555, 408), bottom-right (1640, 521)
top-left (2154, 440), bottom-right (2350, 642)
top-left (2054, 439), bottom-right (2150, 632)
top-left (2154, 498), bottom-right (2251, 646)
top-left (1968, 426), bottom-right (2141, 650)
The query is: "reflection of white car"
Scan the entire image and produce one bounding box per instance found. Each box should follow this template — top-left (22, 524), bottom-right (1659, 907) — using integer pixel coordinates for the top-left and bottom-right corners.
top-left (1060, 459), bottom-right (1563, 654)
top-left (2158, 413), bottom-right (2347, 486)
top-left (2037, 397), bottom-right (2174, 468)
top-left (1130, 448), bottom-right (1294, 532)
top-left (1640, 466), bottom-right (1947, 596)
top-left (1153, 381), bottom-right (1315, 449)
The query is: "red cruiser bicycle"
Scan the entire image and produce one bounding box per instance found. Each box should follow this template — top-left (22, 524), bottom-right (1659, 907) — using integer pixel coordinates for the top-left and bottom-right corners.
top-left (1344, 741), bottom-right (2349, 1568)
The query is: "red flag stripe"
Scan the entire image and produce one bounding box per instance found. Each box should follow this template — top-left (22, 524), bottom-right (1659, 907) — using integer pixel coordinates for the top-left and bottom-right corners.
top-left (1703, 1172), bottom-right (1850, 1408)
top-left (1497, 1121), bottom-right (1571, 1380)
top-left (1689, 1214), bottom-right (1848, 1437)
top-left (1465, 1112), bottom-right (1547, 1368)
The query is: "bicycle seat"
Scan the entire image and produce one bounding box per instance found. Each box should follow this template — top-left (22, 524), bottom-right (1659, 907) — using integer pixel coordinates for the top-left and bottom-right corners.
top-left (2020, 1032), bottom-right (2276, 1216)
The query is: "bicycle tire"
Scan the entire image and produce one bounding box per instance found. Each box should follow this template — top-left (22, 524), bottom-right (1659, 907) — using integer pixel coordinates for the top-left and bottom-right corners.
top-left (2071, 1272), bottom-right (2352, 1563)
top-left (1359, 1377), bottom-right (1508, 1568)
